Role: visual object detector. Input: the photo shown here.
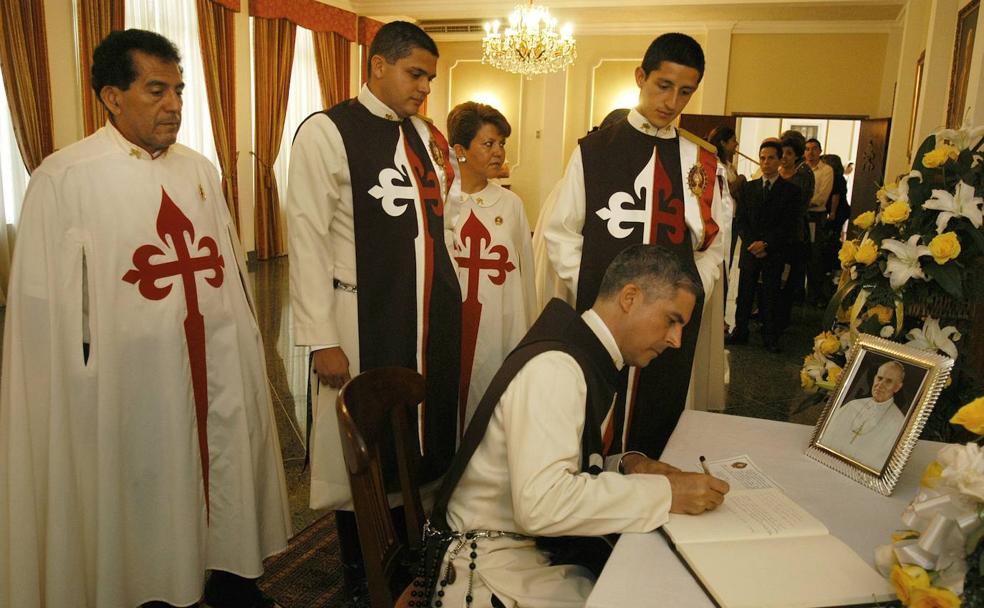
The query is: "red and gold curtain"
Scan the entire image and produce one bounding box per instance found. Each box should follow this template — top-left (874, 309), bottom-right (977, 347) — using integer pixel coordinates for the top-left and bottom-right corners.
top-left (251, 16), bottom-right (296, 259)
top-left (76, 0), bottom-right (125, 136)
top-left (0, 0), bottom-right (54, 172)
top-left (313, 31), bottom-right (350, 109)
top-left (196, 0), bottom-right (241, 229)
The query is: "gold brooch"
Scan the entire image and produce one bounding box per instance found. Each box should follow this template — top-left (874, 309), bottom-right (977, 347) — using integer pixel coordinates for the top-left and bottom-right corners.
top-left (429, 137), bottom-right (444, 167)
top-left (687, 164), bottom-right (708, 197)
top-left (495, 216), bottom-right (503, 225)
top-left (199, 184), bottom-right (207, 201)
top-left (129, 148), bottom-right (141, 158)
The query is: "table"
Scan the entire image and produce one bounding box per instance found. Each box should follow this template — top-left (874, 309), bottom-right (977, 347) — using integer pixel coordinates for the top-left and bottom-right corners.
top-left (586, 410), bottom-right (943, 608)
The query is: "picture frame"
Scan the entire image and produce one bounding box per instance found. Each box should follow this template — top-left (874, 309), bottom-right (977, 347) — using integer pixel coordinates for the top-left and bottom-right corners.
top-left (946, 0), bottom-right (980, 128)
top-left (806, 334), bottom-right (954, 496)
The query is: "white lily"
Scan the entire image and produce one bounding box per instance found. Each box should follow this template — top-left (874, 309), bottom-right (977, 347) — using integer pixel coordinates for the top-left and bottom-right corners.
top-left (876, 170), bottom-right (921, 207)
top-left (923, 180), bottom-right (984, 233)
top-left (881, 234), bottom-right (931, 290)
top-left (905, 316), bottom-right (961, 359)
top-left (802, 352), bottom-right (828, 381)
top-left (935, 122), bottom-right (984, 151)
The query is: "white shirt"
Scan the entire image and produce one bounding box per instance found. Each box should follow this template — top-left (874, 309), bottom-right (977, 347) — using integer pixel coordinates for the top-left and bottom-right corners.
top-left (809, 161), bottom-right (834, 212)
top-left (441, 309), bottom-right (671, 606)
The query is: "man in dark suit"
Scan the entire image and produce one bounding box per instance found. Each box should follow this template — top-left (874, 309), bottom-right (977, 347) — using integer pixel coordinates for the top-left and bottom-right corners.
top-left (727, 140), bottom-right (801, 352)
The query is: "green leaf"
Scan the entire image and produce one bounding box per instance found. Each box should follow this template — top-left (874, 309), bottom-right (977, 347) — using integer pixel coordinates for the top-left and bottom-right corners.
top-left (924, 261), bottom-right (964, 298)
top-left (968, 524), bottom-right (984, 556)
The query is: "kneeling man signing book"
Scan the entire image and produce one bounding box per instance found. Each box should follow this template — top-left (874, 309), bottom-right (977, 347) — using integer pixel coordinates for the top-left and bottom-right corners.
top-left (421, 244), bottom-right (731, 607)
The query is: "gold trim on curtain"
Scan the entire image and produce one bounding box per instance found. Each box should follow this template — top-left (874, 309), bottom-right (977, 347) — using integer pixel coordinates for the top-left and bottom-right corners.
top-left (0, 0), bottom-right (54, 172)
top-left (196, 0), bottom-right (240, 230)
top-left (252, 17), bottom-right (295, 260)
top-left (77, 0), bottom-right (125, 136)
top-left (313, 31), bottom-right (350, 109)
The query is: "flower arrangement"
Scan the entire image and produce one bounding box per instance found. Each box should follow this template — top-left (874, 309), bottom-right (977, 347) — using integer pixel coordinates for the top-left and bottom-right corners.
top-left (875, 397), bottom-right (984, 607)
top-left (801, 122), bottom-right (984, 440)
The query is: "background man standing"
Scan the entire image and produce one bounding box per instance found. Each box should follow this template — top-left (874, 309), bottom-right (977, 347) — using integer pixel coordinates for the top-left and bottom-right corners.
top-left (285, 20), bottom-right (461, 598)
top-left (804, 137), bottom-right (834, 305)
top-left (0, 29), bottom-right (291, 608)
top-left (540, 33), bottom-right (732, 458)
top-left (728, 141), bottom-right (801, 352)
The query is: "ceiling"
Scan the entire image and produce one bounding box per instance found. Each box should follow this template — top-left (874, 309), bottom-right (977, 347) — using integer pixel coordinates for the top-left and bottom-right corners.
top-left (351, 0), bottom-right (906, 31)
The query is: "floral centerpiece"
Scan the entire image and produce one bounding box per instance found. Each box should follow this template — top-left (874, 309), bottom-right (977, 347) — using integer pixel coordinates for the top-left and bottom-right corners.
top-left (875, 397), bottom-right (984, 607)
top-left (801, 121), bottom-right (984, 441)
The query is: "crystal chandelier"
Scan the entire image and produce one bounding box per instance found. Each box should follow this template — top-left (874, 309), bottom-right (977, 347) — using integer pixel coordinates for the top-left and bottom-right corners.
top-left (482, 2), bottom-right (576, 78)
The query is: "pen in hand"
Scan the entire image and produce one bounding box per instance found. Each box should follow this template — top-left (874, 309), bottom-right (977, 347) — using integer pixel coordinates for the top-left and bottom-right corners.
top-left (699, 455), bottom-right (711, 475)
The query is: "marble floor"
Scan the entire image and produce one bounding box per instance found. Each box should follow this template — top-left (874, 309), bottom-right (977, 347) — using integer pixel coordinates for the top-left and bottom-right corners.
top-left (0, 257), bottom-right (828, 534)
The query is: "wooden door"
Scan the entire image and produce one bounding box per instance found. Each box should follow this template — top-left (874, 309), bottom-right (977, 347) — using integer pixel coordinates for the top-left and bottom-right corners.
top-left (679, 113), bottom-right (737, 141)
top-left (850, 118), bottom-right (891, 220)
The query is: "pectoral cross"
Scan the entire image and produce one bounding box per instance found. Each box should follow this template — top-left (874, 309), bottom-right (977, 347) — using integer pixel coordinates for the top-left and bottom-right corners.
top-left (122, 188), bottom-right (225, 518)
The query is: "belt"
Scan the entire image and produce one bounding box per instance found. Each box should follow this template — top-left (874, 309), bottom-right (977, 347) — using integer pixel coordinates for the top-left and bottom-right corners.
top-left (333, 278), bottom-right (357, 293)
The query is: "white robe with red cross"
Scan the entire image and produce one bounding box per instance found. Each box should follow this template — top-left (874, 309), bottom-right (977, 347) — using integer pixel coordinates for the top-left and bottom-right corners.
top-left (449, 182), bottom-right (537, 436)
top-left (0, 123), bottom-right (291, 608)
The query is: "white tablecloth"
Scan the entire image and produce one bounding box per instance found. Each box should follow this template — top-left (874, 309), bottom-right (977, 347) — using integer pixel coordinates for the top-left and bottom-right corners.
top-left (586, 410), bottom-right (942, 608)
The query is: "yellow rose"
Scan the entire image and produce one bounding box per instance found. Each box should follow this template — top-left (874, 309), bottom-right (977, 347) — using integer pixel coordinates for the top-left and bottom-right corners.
top-left (882, 200), bottom-right (912, 225)
top-left (892, 530), bottom-right (920, 543)
top-left (867, 305), bottom-right (894, 325)
top-left (876, 183), bottom-right (897, 205)
top-left (909, 586), bottom-right (961, 608)
top-left (928, 232), bottom-right (961, 265)
top-left (853, 211), bottom-right (875, 230)
top-left (838, 240), bottom-right (859, 267)
top-left (950, 396), bottom-right (984, 434)
top-left (827, 365), bottom-right (843, 385)
top-left (922, 143), bottom-right (960, 168)
top-left (854, 238), bottom-right (879, 265)
top-left (800, 370), bottom-right (815, 390)
top-left (890, 564), bottom-right (931, 605)
top-left (818, 332), bottom-right (840, 356)
top-left (920, 461), bottom-right (943, 488)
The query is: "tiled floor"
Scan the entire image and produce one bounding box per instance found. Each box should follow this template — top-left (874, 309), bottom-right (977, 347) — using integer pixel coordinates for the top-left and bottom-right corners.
top-left (0, 257), bottom-right (829, 534)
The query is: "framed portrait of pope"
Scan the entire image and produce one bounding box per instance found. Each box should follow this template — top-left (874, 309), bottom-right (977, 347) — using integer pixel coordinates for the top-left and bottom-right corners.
top-left (807, 334), bottom-right (954, 496)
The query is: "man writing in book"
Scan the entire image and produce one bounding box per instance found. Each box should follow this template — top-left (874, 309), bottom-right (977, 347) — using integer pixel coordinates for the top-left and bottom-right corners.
top-left (821, 360), bottom-right (908, 472)
top-left (425, 245), bottom-right (730, 607)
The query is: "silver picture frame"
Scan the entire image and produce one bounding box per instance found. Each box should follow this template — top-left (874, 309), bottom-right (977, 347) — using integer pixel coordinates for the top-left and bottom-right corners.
top-left (806, 334), bottom-right (954, 495)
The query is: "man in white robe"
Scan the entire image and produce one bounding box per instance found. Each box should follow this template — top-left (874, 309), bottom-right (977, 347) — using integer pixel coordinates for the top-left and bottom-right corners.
top-left (821, 361), bottom-right (908, 472)
top-left (285, 21), bottom-right (461, 598)
top-left (0, 30), bottom-right (291, 608)
top-left (539, 33), bottom-right (733, 457)
top-left (425, 245), bottom-right (729, 607)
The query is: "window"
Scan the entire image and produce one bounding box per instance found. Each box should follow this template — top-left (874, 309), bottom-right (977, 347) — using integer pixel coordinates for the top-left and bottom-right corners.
top-left (126, 0), bottom-right (219, 166)
top-left (273, 27), bottom-right (322, 202)
top-left (0, 64), bottom-right (29, 225)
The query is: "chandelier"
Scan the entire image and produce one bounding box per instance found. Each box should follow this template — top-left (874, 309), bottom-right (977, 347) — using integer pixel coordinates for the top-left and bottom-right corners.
top-left (482, 2), bottom-right (576, 78)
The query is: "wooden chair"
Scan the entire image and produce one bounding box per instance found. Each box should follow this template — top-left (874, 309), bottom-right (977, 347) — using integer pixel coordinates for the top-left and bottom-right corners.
top-left (336, 367), bottom-right (430, 608)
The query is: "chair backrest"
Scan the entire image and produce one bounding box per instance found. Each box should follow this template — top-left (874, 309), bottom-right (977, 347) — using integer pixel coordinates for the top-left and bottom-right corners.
top-left (336, 367), bottom-right (428, 608)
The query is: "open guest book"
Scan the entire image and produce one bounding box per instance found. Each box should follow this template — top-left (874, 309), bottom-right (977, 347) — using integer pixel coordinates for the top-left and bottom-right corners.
top-left (661, 455), bottom-right (894, 608)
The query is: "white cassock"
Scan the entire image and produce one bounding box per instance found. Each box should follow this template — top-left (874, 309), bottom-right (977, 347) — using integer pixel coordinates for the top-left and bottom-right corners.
top-left (0, 123), bottom-right (291, 608)
top-left (286, 86), bottom-right (455, 511)
top-left (449, 182), bottom-right (537, 434)
top-left (531, 182), bottom-right (574, 308)
top-left (820, 396), bottom-right (907, 471)
top-left (442, 310), bottom-right (672, 607)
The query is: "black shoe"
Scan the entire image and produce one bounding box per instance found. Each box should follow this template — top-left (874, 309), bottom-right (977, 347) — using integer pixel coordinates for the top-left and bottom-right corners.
top-left (725, 331), bottom-right (749, 345)
top-left (203, 571), bottom-right (281, 608)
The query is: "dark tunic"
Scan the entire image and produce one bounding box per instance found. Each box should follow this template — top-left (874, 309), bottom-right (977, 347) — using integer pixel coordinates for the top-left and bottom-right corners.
top-left (576, 119), bottom-right (706, 457)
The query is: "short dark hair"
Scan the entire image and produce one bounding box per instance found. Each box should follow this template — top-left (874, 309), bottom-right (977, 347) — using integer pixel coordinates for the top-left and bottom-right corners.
top-left (447, 102), bottom-right (511, 148)
top-left (707, 125), bottom-right (736, 162)
top-left (781, 135), bottom-right (805, 160)
top-left (367, 21), bottom-right (438, 80)
top-left (759, 140), bottom-right (783, 158)
top-left (596, 244), bottom-right (700, 303)
top-left (91, 29), bottom-right (181, 98)
top-left (641, 33), bottom-right (705, 81)
top-left (805, 138), bottom-right (822, 150)
top-left (822, 153), bottom-right (844, 175)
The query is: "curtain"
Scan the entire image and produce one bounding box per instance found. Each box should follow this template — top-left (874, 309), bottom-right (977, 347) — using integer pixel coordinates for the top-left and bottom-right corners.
top-left (77, 0), bottom-right (125, 136)
top-left (252, 17), bottom-right (295, 259)
top-left (196, 0), bottom-right (240, 230)
top-left (126, 0), bottom-right (219, 167)
top-left (313, 30), bottom-right (349, 109)
top-left (0, 0), bottom-right (54, 173)
top-left (273, 28), bottom-right (322, 207)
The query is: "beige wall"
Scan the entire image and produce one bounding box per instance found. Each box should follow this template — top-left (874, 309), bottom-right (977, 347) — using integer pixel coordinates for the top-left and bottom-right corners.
top-left (726, 33), bottom-right (889, 117)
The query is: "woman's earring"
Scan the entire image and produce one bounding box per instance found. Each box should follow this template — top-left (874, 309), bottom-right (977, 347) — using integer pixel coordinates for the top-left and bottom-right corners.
top-left (457, 156), bottom-right (467, 163)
